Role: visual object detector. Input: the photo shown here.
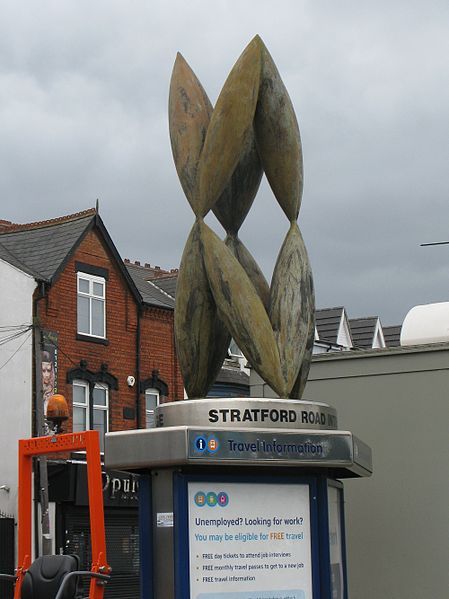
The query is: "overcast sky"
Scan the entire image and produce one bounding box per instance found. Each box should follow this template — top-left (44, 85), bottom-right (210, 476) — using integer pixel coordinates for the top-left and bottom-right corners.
top-left (1, 0), bottom-right (449, 325)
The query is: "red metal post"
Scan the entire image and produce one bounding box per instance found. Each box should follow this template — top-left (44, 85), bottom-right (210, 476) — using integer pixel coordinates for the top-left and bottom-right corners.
top-left (15, 441), bottom-right (32, 599)
top-left (15, 431), bottom-right (110, 599)
top-left (85, 431), bottom-right (110, 598)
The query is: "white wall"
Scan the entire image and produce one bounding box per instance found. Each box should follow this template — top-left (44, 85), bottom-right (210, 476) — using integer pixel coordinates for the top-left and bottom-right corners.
top-left (0, 259), bottom-right (36, 518)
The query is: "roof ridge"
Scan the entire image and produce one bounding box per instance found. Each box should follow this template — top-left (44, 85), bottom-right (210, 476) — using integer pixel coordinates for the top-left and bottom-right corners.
top-left (148, 272), bottom-right (178, 280)
top-left (0, 208), bottom-right (96, 234)
top-left (147, 279), bottom-right (176, 301)
top-left (123, 259), bottom-right (178, 277)
top-left (349, 316), bottom-right (378, 322)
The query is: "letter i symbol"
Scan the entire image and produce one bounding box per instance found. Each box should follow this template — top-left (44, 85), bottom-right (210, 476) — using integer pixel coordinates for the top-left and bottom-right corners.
top-left (195, 436), bottom-right (207, 452)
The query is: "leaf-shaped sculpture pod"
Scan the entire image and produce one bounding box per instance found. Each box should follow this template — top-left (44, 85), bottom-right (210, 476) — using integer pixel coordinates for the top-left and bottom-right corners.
top-left (225, 234), bottom-right (270, 310)
top-left (254, 38), bottom-right (303, 222)
top-left (269, 222), bottom-right (314, 393)
top-left (175, 221), bottom-right (231, 398)
top-left (200, 221), bottom-right (286, 396)
top-left (197, 36), bottom-right (262, 218)
top-left (169, 53), bottom-right (213, 215)
top-left (289, 308), bottom-right (315, 400)
top-left (213, 132), bottom-right (263, 235)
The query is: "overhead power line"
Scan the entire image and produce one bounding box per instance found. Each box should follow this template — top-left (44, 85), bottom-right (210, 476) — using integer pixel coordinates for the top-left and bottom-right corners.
top-left (0, 331), bottom-right (32, 372)
top-left (0, 325), bottom-right (33, 347)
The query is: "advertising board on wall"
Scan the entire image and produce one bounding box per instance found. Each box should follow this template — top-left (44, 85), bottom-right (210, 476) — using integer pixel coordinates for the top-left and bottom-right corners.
top-left (41, 330), bottom-right (58, 417)
top-left (188, 481), bottom-right (314, 599)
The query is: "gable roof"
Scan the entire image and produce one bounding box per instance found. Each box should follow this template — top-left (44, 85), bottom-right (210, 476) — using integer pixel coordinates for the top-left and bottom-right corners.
top-left (125, 262), bottom-right (175, 309)
top-left (315, 307), bottom-right (343, 345)
top-left (349, 317), bottom-right (381, 349)
top-left (315, 307), bottom-right (343, 344)
top-left (0, 209), bottom-right (148, 308)
top-left (0, 209), bottom-right (96, 282)
top-left (150, 275), bottom-right (177, 299)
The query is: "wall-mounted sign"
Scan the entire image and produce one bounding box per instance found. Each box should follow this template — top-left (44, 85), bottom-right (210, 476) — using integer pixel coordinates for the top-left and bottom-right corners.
top-left (157, 512), bottom-right (174, 528)
top-left (188, 430), bottom-right (353, 465)
top-left (188, 481), bottom-right (313, 599)
top-left (74, 465), bottom-right (139, 507)
top-left (42, 330), bottom-right (58, 418)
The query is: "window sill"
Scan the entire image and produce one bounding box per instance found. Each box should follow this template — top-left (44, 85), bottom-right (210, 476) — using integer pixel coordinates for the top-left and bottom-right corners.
top-left (76, 334), bottom-right (109, 346)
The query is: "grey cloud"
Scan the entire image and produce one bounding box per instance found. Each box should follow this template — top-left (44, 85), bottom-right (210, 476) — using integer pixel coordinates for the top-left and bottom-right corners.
top-left (1, 0), bottom-right (449, 326)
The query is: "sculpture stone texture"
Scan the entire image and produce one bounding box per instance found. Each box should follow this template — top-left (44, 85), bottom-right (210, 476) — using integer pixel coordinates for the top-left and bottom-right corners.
top-left (169, 35), bottom-right (315, 400)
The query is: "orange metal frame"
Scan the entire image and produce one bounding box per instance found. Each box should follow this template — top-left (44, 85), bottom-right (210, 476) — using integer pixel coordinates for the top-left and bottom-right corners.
top-left (15, 430), bottom-right (110, 599)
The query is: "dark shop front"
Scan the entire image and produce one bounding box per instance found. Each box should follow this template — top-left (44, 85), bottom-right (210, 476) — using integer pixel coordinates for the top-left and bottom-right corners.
top-left (48, 461), bottom-right (140, 598)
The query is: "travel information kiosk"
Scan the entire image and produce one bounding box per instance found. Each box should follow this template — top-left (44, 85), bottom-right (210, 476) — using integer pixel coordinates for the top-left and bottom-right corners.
top-left (105, 398), bottom-right (372, 599)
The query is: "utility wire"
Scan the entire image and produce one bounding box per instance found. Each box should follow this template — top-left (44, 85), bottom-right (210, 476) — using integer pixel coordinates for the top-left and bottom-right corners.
top-left (0, 323), bottom-right (79, 372)
top-left (0, 326), bottom-right (33, 347)
top-left (0, 330), bottom-right (32, 372)
top-left (41, 330), bottom-right (78, 368)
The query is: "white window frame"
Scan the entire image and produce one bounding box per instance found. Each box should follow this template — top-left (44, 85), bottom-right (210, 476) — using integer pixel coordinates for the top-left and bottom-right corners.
top-left (77, 272), bottom-right (106, 339)
top-left (228, 338), bottom-right (243, 359)
top-left (145, 388), bottom-right (160, 428)
top-left (73, 380), bottom-right (89, 431)
top-left (72, 380), bottom-right (109, 449)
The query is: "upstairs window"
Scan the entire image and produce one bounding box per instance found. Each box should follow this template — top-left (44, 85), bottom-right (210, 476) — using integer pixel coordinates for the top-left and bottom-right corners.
top-left (145, 388), bottom-right (160, 428)
top-left (77, 273), bottom-right (106, 338)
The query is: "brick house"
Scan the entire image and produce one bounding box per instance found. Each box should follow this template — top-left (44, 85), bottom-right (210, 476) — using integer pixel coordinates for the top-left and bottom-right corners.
top-left (0, 207), bottom-right (183, 598)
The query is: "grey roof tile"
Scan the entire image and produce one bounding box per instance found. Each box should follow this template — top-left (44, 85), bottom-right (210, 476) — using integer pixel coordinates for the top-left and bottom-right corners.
top-left (215, 367), bottom-right (249, 385)
top-left (125, 263), bottom-right (175, 309)
top-left (0, 210), bottom-right (95, 281)
top-left (149, 275), bottom-right (177, 299)
top-left (383, 325), bottom-right (401, 347)
top-left (315, 307), bottom-right (344, 344)
top-left (349, 317), bottom-right (378, 349)
top-left (0, 240), bottom-right (41, 277)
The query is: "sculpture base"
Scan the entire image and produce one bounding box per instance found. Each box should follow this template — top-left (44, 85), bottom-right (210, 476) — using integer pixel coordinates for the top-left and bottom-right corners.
top-left (156, 397), bottom-right (338, 430)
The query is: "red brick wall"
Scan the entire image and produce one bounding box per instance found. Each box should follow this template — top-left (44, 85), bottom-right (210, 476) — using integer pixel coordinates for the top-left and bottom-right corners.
top-left (139, 304), bottom-right (185, 422)
top-left (35, 227), bottom-right (184, 435)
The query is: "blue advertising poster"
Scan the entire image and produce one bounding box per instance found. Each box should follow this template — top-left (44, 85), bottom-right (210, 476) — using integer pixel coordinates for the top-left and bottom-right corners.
top-left (188, 481), bottom-right (313, 599)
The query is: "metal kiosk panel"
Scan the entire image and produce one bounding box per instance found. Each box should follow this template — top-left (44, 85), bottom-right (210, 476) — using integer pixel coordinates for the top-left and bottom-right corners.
top-left (174, 474), bottom-right (321, 599)
top-left (326, 481), bottom-right (348, 599)
top-left (105, 399), bottom-right (372, 599)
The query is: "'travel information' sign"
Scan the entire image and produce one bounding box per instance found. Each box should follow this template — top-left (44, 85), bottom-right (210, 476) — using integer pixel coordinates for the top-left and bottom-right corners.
top-left (188, 482), bottom-right (313, 599)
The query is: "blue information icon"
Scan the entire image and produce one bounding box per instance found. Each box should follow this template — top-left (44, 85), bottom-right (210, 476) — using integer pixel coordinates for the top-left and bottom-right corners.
top-left (195, 436), bottom-right (207, 453)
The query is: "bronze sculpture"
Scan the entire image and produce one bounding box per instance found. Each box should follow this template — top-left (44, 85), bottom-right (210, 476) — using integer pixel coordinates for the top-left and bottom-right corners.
top-left (169, 35), bottom-right (315, 400)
